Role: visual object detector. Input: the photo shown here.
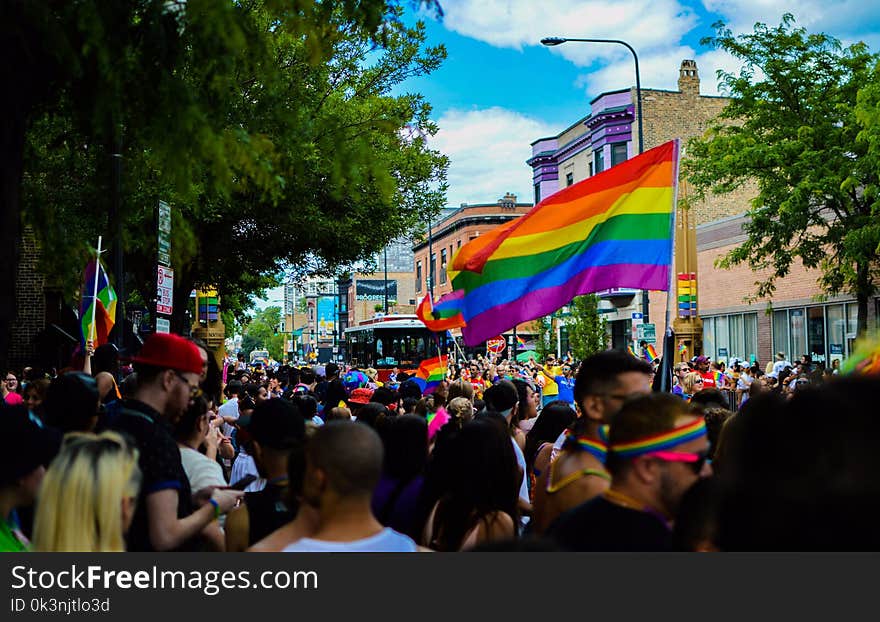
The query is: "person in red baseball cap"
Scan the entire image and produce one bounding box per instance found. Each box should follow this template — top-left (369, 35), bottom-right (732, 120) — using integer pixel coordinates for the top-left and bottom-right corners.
top-left (104, 333), bottom-right (242, 551)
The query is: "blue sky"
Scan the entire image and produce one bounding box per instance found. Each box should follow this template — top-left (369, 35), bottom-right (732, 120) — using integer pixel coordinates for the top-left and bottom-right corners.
top-left (409, 0), bottom-right (880, 207)
top-left (255, 0), bottom-right (880, 310)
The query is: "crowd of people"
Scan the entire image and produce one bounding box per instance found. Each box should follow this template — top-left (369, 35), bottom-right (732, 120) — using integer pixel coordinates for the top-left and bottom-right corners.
top-left (2, 332), bottom-right (878, 553)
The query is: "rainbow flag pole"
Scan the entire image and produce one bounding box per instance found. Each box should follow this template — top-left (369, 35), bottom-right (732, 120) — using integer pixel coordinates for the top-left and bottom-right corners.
top-left (88, 236), bottom-right (103, 344)
top-left (657, 142), bottom-right (682, 394)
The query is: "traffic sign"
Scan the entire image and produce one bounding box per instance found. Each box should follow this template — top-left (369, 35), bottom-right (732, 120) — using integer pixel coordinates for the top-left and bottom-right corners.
top-left (157, 265), bottom-right (174, 315)
top-left (156, 318), bottom-right (170, 334)
top-left (637, 323), bottom-right (656, 343)
top-left (158, 201), bottom-right (172, 266)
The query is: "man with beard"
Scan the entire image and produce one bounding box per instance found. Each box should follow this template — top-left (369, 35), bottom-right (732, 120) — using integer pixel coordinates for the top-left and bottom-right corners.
top-left (549, 393), bottom-right (710, 551)
top-left (107, 334), bottom-right (242, 551)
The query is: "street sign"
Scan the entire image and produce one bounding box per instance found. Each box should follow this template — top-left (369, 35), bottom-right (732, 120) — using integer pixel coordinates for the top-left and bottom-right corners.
top-left (158, 201), bottom-right (171, 267)
top-left (156, 318), bottom-right (170, 334)
top-left (157, 265), bottom-right (174, 315)
top-left (631, 312), bottom-right (644, 321)
top-left (637, 323), bottom-right (656, 344)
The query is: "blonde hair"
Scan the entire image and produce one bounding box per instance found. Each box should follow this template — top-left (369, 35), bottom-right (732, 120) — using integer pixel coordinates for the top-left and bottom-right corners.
top-left (33, 431), bottom-right (141, 552)
top-left (682, 372), bottom-right (703, 395)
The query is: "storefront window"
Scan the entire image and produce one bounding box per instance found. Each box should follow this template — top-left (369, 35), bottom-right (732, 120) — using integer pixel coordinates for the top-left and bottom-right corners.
top-left (807, 306), bottom-right (826, 365)
top-left (729, 314), bottom-right (744, 360)
top-left (826, 304), bottom-right (845, 366)
top-left (789, 308), bottom-right (806, 360)
top-left (714, 315), bottom-right (729, 362)
top-left (772, 310), bottom-right (789, 361)
top-left (744, 313), bottom-right (758, 364)
top-left (702, 316), bottom-right (715, 361)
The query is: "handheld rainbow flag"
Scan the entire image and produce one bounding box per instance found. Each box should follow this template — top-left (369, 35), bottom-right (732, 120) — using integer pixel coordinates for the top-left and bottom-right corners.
top-left (414, 354), bottom-right (448, 395)
top-left (713, 371), bottom-right (725, 387)
top-left (627, 345), bottom-right (639, 358)
top-left (416, 292), bottom-right (466, 332)
top-left (516, 335), bottom-right (526, 349)
top-left (644, 344), bottom-right (659, 362)
top-left (842, 333), bottom-right (880, 376)
top-left (80, 256), bottom-right (117, 347)
top-left (447, 141), bottom-right (679, 345)
top-left (678, 341), bottom-right (687, 357)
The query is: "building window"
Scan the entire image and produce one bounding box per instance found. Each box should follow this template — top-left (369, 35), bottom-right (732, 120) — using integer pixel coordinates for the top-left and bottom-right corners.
top-left (457, 239), bottom-right (462, 249)
top-left (534, 183), bottom-right (541, 204)
top-left (594, 148), bottom-right (604, 174)
top-left (611, 142), bottom-right (628, 167)
top-left (429, 253), bottom-right (436, 292)
top-left (704, 312), bottom-right (758, 362)
top-left (588, 161), bottom-right (594, 177)
top-left (565, 172), bottom-right (574, 186)
top-left (416, 261), bottom-right (422, 293)
top-left (440, 249), bottom-right (447, 284)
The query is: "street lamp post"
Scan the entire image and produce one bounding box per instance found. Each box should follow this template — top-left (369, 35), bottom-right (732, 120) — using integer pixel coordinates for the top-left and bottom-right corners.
top-left (540, 36), bottom-right (649, 322)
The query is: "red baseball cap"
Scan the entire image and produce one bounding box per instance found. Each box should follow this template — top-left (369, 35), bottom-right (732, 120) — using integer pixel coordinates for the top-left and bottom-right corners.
top-left (130, 333), bottom-right (203, 375)
top-left (348, 387), bottom-right (374, 405)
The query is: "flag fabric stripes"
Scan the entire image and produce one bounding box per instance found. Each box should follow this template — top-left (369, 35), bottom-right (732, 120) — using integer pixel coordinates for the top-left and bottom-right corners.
top-left (413, 354), bottom-right (447, 395)
top-left (644, 344), bottom-right (659, 362)
top-left (446, 140), bottom-right (679, 346)
top-left (80, 259), bottom-right (117, 346)
top-left (416, 293), bottom-right (466, 332)
top-left (516, 335), bottom-right (526, 349)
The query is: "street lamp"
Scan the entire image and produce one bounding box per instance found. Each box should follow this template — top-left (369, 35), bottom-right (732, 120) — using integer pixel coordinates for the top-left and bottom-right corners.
top-left (541, 35), bottom-right (649, 325)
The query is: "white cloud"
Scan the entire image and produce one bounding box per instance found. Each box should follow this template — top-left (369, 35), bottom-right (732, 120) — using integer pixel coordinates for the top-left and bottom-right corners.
top-left (430, 107), bottom-right (557, 206)
top-left (439, 0), bottom-right (697, 55)
top-left (700, 0), bottom-right (880, 38)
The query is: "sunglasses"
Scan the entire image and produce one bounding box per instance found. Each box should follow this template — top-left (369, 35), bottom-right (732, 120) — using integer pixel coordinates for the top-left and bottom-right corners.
top-left (694, 378), bottom-right (703, 383)
top-left (643, 450), bottom-right (709, 474)
top-left (174, 371), bottom-right (203, 398)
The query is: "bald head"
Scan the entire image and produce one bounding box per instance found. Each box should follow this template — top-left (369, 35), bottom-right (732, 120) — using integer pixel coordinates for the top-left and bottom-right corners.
top-left (308, 421), bottom-right (384, 497)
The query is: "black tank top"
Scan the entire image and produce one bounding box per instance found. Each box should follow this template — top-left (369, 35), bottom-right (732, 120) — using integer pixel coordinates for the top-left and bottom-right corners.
top-left (244, 482), bottom-right (297, 545)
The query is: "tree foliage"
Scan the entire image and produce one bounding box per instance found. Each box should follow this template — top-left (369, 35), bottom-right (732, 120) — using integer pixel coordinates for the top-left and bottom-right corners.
top-left (2, 0), bottom-right (447, 366)
top-left (566, 295), bottom-right (606, 360)
top-left (683, 15), bottom-right (880, 335)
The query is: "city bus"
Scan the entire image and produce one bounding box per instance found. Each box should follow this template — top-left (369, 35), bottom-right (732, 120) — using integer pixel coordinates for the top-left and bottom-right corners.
top-left (344, 315), bottom-right (443, 381)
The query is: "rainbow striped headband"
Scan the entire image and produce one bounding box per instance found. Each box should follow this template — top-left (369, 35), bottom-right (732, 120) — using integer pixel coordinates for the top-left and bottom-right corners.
top-left (576, 436), bottom-right (607, 463)
top-left (609, 418), bottom-right (707, 459)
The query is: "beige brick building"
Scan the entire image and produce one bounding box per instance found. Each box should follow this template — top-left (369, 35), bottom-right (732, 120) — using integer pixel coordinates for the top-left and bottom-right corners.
top-left (529, 59), bottom-right (879, 367)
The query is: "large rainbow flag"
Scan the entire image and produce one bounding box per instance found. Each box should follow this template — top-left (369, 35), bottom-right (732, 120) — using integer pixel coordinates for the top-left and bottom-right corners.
top-left (413, 354), bottom-right (447, 395)
top-left (416, 292), bottom-right (466, 332)
top-left (80, 258), bottom-right (118, 346)
top-left (445, 140), bottom-right (679, 346)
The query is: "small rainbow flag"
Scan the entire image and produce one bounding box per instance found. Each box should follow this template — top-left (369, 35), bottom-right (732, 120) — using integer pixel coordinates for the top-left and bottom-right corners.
top-left (447, 141), bottom-right (679, 346)
top-left (516, 335), bottom-right (526, 349)
top-left (713, 371), bottom-right (725, 387)
top-left (416, 293), bottom-right (466, 332)
top-left (627, 345), bottom-right (639, 358)
top-left (842, 333), bottom-right (880, 376)
top-left (80, 258), bottom-right (117, 346)
top-left (414, 354), bottom-right (448, 395)
top-left (644, 344), bottom-right (659, 362)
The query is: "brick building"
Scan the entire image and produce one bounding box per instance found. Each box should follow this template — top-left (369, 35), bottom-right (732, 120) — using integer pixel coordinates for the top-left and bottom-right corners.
top-left (411, 194), bottom-right (539, 349)
top-left (528, 59), bottom-right (880, 367)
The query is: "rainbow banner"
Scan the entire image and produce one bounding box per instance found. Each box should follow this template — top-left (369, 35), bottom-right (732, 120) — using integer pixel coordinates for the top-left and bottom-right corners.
top-left (80, 258), bottom-right (117, 346)
top-left (416, 292), bottom-right (466, 332)
top-left (414, 354), bottom-right (448, 395)
top-left (447, 140), bottom-right (679, 346)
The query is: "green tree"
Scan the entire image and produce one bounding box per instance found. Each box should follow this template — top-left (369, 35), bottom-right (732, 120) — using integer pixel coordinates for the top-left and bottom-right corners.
top-left (684, 15), bottom-right (880, 336)
top-left (2, 0), bottom-right (444, 368)
top-left (566, 295), bottom-right (606, 360)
